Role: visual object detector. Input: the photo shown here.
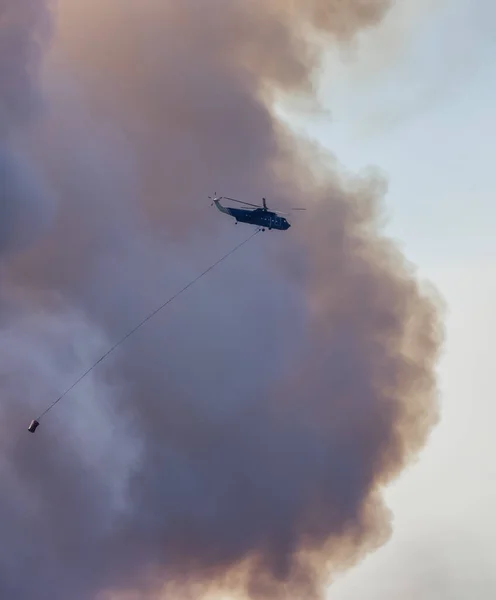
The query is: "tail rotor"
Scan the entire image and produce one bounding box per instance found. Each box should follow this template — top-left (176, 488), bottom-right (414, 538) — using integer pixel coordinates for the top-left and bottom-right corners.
top-left (208, 192), bottom-right (222, 206)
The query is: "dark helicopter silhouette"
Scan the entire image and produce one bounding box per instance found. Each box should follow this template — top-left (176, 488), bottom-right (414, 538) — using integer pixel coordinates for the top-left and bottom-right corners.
top-left (209, 194), bottom-right (305, 231)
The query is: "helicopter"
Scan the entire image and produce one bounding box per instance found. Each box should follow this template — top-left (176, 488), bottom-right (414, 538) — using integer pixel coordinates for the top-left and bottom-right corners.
top-left (209, 194), bottom-right (305, 231)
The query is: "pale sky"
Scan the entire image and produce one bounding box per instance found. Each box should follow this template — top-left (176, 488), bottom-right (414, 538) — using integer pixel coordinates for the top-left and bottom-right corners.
top-left (280, 0), bottom-right (496, 596)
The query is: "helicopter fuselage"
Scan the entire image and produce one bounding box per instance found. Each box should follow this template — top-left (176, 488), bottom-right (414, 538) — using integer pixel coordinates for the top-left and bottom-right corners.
top-left (214, 201), bottom-right (290, 230)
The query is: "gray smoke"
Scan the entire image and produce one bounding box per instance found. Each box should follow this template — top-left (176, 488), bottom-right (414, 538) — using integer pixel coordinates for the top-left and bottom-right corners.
top-left (0, 1), bottom-right (444, 599)
top-left (0, 0), bottom-right (55, 253)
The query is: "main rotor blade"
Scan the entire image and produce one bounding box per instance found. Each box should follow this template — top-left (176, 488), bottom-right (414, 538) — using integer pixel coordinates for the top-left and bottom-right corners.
top-left (221, 195), bottom-right (306, 212)
top-left (224, 196), bottom-right (262, 208)
top-left (270, 207), bottom-right (306, 215)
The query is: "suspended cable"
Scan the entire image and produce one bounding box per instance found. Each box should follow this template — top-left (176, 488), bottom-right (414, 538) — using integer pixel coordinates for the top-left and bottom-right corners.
top-left (28, 228), bottom-right (261, 432)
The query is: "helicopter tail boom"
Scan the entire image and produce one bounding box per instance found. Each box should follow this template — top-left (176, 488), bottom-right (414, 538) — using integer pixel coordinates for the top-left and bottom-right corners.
top-left (213, 198), bottom-right (232, 215)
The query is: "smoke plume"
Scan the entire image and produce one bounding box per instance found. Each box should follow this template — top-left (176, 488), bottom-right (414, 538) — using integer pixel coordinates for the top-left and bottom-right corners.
top-left (0, 0), bottom-right (55, 253)
top-left (0, 1), bottom-right (444, 599)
